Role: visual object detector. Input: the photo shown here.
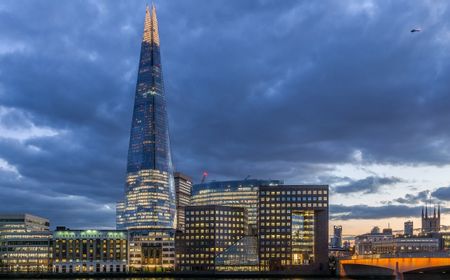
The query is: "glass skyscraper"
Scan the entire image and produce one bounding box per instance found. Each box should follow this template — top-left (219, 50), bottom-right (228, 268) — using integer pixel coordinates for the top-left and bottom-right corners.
top-left (117, 5), bottom-right (176, 231)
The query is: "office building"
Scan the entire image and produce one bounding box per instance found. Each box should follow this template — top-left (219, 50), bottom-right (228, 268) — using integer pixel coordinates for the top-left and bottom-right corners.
top-left (0, 214), bottom-right (52, 273)
top-left (176, 205), bottom-right (247, 271)
top-left (174, 172), bottom-right (192, 231)
top-left (128, 230), bottom-right (176, 272)
top-left (422, 205), bottom-right (440, 234)
top-left (331, 225), bottom-right (342, 248)
top-left (52, 227), bottom-right (128, 273)
top-left (117, 4), bottom-right (176, 231)
top-left (258, 185), bottom-right (329, 274)
top-left (191, 179), bottom-right (282, 233)
top-left (404, 220), bottom-right (414, 237)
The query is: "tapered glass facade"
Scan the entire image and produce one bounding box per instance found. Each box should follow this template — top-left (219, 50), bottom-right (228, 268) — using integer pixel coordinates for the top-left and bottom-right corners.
top-left (117, 5), bottom-right (176, 230)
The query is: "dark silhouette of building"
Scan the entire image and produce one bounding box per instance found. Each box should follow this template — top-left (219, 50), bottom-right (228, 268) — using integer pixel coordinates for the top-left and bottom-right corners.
top-left (258, 185), bottom-right (329, 274)
top-left (422, 205), bottom-right (440, 234)
top-left (331, 225), bottom-right (343, 248)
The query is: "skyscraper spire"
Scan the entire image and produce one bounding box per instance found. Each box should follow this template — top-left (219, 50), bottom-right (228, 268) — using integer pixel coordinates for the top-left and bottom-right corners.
top-left (117, 4), bottom-right (176, 230)
top-left (142, 4), bottom-right (160, 46)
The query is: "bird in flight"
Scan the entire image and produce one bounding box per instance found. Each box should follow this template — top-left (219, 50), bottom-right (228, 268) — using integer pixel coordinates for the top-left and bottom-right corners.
top-left (411, 28), bottom-right (421, 33)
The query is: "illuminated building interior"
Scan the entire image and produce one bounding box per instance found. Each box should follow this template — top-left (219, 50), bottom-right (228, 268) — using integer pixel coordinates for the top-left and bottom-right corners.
top-left (128, 230), bottom-right (175, 272)
top-left (0, 214), bottom-right (52, 273)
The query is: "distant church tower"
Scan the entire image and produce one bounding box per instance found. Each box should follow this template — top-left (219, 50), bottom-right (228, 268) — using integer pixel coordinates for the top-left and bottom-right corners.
top-left (421, 205), bottom-right (440, 234)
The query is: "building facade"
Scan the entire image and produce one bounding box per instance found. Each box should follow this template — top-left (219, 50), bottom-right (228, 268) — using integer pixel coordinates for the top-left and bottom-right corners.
top-left (191, 179), bottom-right (282, 233)
top-left (128, 230), bottom-right (175, 272)
top-left (117, 4), bottom-right (176, 231)
top-left (174, 172), bottom-right (192, 231)
top-left (176, 205), bottom-right (247, 271)
top-left (52, 227), bottom-right (127, 273)
top-left (0, 214), bottom-right (52, 273)
top-left (258, 185), bottom-right (329, 274)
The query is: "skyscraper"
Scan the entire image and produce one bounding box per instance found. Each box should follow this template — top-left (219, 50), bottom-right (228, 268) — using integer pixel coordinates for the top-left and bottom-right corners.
top-left (117, 5), bottom-right (176, 231)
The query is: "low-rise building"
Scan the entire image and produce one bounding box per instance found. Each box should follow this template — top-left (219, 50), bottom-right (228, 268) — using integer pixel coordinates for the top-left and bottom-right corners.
top-left (52, 227), bottom-right (127, 273)
top-left (128, 229), bottom-right (176, 272)
top-left (354, 228), bottom-right (394, 255)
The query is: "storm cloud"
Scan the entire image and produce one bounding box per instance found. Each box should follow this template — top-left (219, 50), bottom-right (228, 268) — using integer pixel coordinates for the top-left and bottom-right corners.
top-left (1, 0), bottom-right (450, 227)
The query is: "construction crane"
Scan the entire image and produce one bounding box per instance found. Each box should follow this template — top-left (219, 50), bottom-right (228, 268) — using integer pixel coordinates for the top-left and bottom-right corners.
top-left (201, 171), bottom-right (208, 184)
top-left (244, 175), bottom-right (251, 180)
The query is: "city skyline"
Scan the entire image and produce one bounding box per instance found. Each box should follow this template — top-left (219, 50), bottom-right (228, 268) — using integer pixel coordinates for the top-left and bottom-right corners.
top-left (1, 0), bottom-right (450, 235)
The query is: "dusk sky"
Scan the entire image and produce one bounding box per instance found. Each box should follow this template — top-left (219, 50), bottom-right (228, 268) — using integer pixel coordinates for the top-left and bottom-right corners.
top-left (1, 0), bottom-right (450, 236)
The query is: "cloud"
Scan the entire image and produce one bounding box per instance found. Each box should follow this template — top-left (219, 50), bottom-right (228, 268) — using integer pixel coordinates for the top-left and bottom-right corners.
top-left (333, 176), bottom-right (402, 194)
top-left (331, 204), bottom-right (422, 220)
top-left (432, 186), bottom-right (450, 201)
top-left (0, 106), bottom-right (60, 141)
top-left (393, 190), bottom-right (435, 204)
top-left (0, 0), bottom-right (450, 228)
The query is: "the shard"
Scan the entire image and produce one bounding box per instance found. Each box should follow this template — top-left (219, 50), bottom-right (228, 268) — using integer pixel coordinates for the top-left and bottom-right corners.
top-left (117, 5), bottom-right (176, 231)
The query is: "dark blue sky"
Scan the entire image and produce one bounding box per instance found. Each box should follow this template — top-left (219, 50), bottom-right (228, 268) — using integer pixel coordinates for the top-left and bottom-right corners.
top-left (1, 0), bottom-right (450, 232)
